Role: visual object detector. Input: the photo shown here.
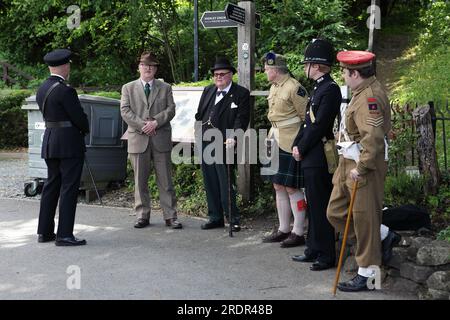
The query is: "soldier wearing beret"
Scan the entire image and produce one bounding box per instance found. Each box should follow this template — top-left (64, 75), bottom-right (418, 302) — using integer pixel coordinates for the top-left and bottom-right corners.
top-left (291, 39), bottom-right (342, 271)
top-left (36, 49), bottom-right (89, 246)
top-left (261, 52), bottom-right (308, 248)
top-left (327, 50), bottom-right (400, 292)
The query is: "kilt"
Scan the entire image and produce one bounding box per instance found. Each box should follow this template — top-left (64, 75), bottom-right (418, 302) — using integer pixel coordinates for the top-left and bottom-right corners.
top-left (262, 147), bottom-right (304, 188)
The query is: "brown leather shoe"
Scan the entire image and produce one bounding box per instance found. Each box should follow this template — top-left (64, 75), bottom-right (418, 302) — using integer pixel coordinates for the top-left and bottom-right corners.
top-left (280, 233), bottom-right (306, 248)
top-left (262, 230), bottom-right (290, 243)
top-left (165, 218), bottom-right (183, 229)
top-left (134, 219), bottom-right (150, 228)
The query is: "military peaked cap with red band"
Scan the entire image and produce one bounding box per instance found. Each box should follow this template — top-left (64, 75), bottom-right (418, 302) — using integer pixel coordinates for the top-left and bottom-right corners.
top-left (336, 51), bottom-right (375, 69)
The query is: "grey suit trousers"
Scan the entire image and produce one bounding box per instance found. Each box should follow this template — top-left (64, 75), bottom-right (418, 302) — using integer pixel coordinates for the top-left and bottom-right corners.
top-left (129, 139), bottom-right (177, 221)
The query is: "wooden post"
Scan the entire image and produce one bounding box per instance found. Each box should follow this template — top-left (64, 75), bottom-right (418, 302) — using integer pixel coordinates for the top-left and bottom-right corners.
top-left (237, 1), bottom-right (255, 203)
top-left (412, 104), bottom-right (441, 195)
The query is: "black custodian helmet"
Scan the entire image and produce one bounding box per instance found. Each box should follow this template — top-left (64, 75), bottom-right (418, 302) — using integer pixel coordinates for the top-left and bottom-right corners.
top-left (301, 38), bottom-right (335, 66)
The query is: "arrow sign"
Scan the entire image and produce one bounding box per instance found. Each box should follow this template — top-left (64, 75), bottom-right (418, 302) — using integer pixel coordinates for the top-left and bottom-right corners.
top-left (225, 3), bottom-right (246, 25)
top-left (200, 11), bottom-right (238, 28)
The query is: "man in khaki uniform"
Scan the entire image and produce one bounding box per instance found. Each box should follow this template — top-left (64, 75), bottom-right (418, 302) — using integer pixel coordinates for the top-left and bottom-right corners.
top-left (327, 51), bottom-right (400, 292)
top-left (261, 52), bottom-right (309, 248)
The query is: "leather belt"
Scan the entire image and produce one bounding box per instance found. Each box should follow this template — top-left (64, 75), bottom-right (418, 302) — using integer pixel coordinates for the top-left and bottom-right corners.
top-left (270, 116), bottom-right (301, 128)
top-left (45, 121), bottom-right (73, 128)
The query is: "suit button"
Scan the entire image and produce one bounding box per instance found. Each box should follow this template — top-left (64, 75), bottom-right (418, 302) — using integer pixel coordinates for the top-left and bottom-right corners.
top-left (304, 124), bottom-right (307, 128)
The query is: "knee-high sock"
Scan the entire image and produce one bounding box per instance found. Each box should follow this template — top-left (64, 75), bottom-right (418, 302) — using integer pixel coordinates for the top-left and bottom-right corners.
top-left (288, 190), bottom-right (306, 236)
top-left (380, 224), bottom-right (389, 241)
top-left (276, 189), bottom-right (291, 233)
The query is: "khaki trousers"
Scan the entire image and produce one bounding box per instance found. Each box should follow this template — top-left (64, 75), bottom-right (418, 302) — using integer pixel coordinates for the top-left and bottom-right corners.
top-left (129, 139), bottom-right (177, 221)
top-left (326, 157), bottom-right (387, 267)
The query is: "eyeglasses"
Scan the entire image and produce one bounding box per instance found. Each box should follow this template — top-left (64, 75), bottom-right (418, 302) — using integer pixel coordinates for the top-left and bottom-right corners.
top-left (139, 63), bottom-right (156, 69)
top-left (213, 71), bottom-right (231, 78)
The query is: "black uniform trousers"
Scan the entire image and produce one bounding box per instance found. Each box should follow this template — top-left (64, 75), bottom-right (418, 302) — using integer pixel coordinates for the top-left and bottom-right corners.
top-left (37, 156), bottom-right (84, 238)
top-left (303, 167), bottom-right (336, 265)
top-left (200, 142), bottom-right (239, 225)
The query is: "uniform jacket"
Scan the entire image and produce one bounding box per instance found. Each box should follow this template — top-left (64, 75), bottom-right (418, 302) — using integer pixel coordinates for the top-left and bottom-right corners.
top-left (195, 82), bottom-right (250, 140)
top-left (36, 75), bottom-right (89, 159)
top-left (120, 78), bottom-right (175, 153)
top-left (267, 74), bottom-right (308, 153)
top-left (293, 73), bottom-right (341, 168)
top-left (342, 76), bottom-right (391, 176)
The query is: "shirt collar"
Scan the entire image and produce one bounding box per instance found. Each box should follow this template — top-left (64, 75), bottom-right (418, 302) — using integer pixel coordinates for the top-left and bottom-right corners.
top-left (140, 78), bottom-right (154, 87)
top-left (216, 81), bottom-right (232, 94)
top-left (50, 73), bottom-right (65, 81)
top-left (274, 74), bottom-right (290, 87)
top-left (352, 76), bottom-right (377, 97)
top-left (314, 73), bottom-right (331, 86)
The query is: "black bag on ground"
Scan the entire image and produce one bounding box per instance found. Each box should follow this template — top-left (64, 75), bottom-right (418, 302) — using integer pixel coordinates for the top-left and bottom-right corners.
top-left (382, 204), bottom-right (431, 231)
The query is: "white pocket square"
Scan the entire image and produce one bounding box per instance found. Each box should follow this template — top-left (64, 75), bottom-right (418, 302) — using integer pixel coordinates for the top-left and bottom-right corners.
top-left (230, 102), bottom-right (238, 109)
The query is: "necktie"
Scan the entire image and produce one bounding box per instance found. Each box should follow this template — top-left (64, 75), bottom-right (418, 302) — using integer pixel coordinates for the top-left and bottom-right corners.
top-left (144, 83), bottom-right (151, 98)
top-left (216, 90), bottom-right (226, 97)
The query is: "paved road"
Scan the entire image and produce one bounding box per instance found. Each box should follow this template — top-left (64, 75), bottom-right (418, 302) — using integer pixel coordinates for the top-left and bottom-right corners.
top-left (0, 197), bottom-right (414, 300)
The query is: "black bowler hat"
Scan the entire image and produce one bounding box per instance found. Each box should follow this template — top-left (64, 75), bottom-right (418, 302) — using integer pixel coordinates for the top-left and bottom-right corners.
top-left (43, 49), bottom-right (72, 66)
top-left (301, 39), bottom-right (335, 66)
top-left (210, 57), bottom-right (236, 74)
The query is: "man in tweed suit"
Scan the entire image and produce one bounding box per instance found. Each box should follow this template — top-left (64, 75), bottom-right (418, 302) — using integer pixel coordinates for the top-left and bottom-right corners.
top-left (120, 52), bottom-right (182, 229)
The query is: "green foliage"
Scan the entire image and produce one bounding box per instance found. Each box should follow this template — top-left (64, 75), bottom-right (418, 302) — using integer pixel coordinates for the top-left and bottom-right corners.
top-left (0, 89), bottom-right (32, 148)
top-left (384, 173), bottom-right (426, 207)
top-left (437, 226), bottom-right (450, 243)
top-left (391, 0), bottom-right (450, 104)
top-left (86, 91), bottom-right (121, 100)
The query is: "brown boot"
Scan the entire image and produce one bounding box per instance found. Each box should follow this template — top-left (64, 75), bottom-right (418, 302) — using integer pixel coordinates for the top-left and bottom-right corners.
top-left (262, 230), bottom-right (290, 243)
top-left (280, 233), bottom-right (305, 248)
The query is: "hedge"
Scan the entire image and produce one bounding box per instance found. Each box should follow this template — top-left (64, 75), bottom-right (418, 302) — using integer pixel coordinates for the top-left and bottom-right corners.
top-left (0, 89), bottom-right (32, 148)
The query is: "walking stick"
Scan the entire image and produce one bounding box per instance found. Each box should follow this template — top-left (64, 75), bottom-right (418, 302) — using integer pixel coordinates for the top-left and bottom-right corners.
top-left (332, 180), bottom-right (358, 296)
top-left (227, 163), bottom-right (233, 238)
top-left (84, 157), bottom-right (103, 206)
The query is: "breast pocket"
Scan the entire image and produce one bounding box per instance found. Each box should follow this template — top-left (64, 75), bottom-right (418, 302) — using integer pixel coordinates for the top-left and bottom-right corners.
top-left (345, 110), bottom-right (357, 134)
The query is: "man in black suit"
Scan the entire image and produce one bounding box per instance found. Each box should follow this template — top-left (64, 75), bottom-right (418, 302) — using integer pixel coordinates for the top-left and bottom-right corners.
top-left (36, 49), bottom-right (90, 246)
top-left (291, 39), bottom-right (342, 270)
top-left (195, 57), bottom-right (250, 231)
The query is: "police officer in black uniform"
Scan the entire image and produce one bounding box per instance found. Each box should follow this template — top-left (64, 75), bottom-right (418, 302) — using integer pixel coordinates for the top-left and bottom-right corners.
top-left (36, 49), bottom-right (89, 246)
top-left (291, 39), bottom-right (342, 270)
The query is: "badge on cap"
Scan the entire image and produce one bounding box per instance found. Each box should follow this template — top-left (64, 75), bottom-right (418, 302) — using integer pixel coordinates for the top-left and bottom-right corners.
top-left (265, 52), bottom-right (276, 66)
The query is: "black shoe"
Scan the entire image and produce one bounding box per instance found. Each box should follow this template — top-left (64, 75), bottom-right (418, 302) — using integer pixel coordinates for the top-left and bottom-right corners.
top-left (201, 220), bottom-right (224, 230)
top-left (337, 274), bottom-right (371, 292)
top-left (38, 233), bottom-right (56, 243)
top-left (55, 236), bottom-right (86, 246)
top-left (292, 254), bottom-right (317, 263)
top-left (231, 224), bottom-right (241, 232)
top-left (280, 233), bottom-right (305, 248)
top-left (382, 230), bottom-right (401, 265)
top-left (262, 230), bottom-right (290, 243)
top-left (134, 219), bottom-right (150, 228)
top-left (310, 261), bottom-right (334, 271)
top-left (165, 218), bottom-right (183, 229)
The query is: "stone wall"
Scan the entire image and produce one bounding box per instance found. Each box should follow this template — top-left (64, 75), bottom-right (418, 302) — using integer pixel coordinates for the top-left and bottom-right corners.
top-left (342, 232), bottom-right (450, 299)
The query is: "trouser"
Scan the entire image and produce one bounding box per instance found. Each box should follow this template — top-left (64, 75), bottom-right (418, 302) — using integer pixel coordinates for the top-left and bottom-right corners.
top-left (129, 140), bottom-right (177, 221)
top-left (200, 138), bottom-right (240, 224)
top-left (37, 157), bottom-right (84, 238)
top-left (302, 167), bottom-right (336, 265)
top-left (327, 157), bottom-right (386, 267)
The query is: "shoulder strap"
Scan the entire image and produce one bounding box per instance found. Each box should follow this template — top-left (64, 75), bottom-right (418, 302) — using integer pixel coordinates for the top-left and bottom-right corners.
top-left (42, 81), bottom-right (61, 118)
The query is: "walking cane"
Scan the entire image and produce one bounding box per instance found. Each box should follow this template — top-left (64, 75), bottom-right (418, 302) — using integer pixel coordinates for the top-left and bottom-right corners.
top-left (332, 180), bottom-right (358, 296)
top-left (225, 140), bottom-right (234, 237)
top-left (227, 163), bottom-right (233, 238)
top-left (84, 157), bottom-right (103, 206)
